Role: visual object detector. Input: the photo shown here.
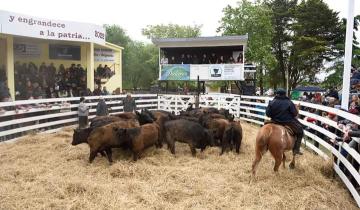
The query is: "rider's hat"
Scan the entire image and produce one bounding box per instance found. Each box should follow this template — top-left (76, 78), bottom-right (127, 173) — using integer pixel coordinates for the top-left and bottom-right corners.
top-left (275, 88), bottom-right (286, 96)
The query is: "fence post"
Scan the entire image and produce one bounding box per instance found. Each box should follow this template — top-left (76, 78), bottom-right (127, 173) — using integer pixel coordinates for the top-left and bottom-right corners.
top-left (157, 94), bottom-right (161, 110)
top-left (237, 96), bottom-right (241, 118)
top-left (217, 96), bottom-right (221, 110)
top-left (175, 96), bottom-right (178, 115)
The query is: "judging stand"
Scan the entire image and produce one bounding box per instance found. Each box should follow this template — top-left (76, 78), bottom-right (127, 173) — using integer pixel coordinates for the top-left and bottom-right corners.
top-left (0, 10), bottom-right (123, 101)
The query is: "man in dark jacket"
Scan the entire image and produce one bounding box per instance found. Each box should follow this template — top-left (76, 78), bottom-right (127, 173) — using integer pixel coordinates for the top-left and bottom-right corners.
top-left (266, 88), bottom-right (303, 155)
top-left (325, 87), bottom-right (339, 100)
top-left (96, 97), bottom-right (109, 116)
top-left (122, 93), bottom-right (136, 112)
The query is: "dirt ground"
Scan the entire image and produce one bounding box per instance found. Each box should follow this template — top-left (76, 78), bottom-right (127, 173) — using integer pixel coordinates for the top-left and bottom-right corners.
top-left (0, 122), bottom-right (357, 210)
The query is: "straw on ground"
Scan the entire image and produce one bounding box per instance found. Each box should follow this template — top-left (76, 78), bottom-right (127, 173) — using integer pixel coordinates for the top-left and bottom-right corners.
top-left (0, 122), bottom-right (357, 209)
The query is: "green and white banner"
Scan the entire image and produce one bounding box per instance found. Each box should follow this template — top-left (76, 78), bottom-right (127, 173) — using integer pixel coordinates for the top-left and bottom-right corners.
top-left (160, 64), bottom-right (244, 81)
top-left (160, 64), bottom-right (190, 80)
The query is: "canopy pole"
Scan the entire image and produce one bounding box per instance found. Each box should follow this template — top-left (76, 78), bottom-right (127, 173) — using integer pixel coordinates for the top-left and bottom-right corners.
top-left (341, 0), bottom-right (355, 110)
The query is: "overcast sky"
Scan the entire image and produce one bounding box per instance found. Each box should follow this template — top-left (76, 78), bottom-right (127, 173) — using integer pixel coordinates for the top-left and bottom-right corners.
top-left (1, 0), bottom-right (359, 42)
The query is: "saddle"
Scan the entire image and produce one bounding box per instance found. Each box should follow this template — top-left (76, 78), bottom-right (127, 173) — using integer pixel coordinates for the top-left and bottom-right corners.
top-left (264, 120), bottom-right (296, 136)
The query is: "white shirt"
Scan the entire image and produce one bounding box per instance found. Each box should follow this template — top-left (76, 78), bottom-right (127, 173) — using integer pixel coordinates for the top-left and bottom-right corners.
top-left (160, 57), bottom-right (169, 64)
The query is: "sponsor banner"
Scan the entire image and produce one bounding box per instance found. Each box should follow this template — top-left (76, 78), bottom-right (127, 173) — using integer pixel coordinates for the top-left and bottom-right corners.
top-left (0, 10), bottom-right (105, 45)
top-left (160, 64), bottom-right (190, 80)
top-left (14, 42), bottom-right (41, 58)
top-left (191, 64), bottom-right (244, 81)
top-left (94, 48), bottom-right (115, 62)
top-left (160, 64), bottom-right (244, 81)
top-left (190, 65), bottom-right (209, 80)
top-left (49, 44), bottom-right (81, 60)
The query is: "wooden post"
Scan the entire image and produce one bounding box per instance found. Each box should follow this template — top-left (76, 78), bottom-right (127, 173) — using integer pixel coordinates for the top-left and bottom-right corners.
top-left (195, 75), bottom-right (200, 108)
top-left (6, 36), bottom-right (15, 100)
top-left (86, 42), bottom-right (95, 91)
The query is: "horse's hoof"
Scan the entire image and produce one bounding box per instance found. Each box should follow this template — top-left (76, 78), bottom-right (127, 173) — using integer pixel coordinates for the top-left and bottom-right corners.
top-left (289, 163), bottom-right (295, 169)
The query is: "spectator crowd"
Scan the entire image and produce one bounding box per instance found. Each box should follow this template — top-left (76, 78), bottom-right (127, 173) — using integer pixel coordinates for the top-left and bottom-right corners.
top-left (0, 62), bottom-right (116, 102)
top-left (160, 52), bottom-right (244, 65)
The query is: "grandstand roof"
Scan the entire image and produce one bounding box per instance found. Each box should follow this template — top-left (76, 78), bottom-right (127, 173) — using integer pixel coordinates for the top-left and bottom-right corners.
top-left (152, 35), bottom-right (248, 48)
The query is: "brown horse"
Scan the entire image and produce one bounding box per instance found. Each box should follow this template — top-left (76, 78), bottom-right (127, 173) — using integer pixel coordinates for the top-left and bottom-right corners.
top-left (251, 123), bottom-right (297, 176)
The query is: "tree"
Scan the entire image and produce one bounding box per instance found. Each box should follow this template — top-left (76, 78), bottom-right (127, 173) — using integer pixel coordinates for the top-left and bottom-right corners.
top-left (104, 24), bottom-right (131, 47)
top-left (142, 24), bottom-right (202, 39)
top-left (104, 25), bottom-right (159, 90)
top-left (123, 42), bottom-right (159, 89)
top-left (323, 15), bottom-right (360, 88)
top-left (287, 0), bottom-right (343, 89)
top-left (267, 0), bottom-right (297, 88)
top-left (218, 0), bottom-right (276, 94)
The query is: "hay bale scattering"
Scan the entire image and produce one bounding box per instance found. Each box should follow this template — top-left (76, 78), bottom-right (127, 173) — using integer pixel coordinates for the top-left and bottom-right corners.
top-left (0, 123), bottom-right (357, 209)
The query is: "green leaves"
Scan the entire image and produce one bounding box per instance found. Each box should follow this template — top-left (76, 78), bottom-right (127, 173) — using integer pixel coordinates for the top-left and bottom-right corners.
top-left (218, 0), bottom-right (276, 91)
top-left (104, 25), bottom-right (158, 90)
top-left (141, 24), bottom-right (202, 39)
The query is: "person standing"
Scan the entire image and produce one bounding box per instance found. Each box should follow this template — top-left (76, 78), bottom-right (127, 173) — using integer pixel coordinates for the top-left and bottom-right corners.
top-left (122, 93), bottom-right (136, 112)
top-left (96, 97), bottom-right (109, 116)
top-left (78, 97), bottom-right (89, 128)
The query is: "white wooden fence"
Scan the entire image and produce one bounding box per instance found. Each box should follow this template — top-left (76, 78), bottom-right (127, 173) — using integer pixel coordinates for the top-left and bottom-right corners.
top-left (1, 93), bottom-right (359, 206)
top-left (0, 94), bottom-right (158, 141)
top-left (158, 94), bottom-right (360, 206)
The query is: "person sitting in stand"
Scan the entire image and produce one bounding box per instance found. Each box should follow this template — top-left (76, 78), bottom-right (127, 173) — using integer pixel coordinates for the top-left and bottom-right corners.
top-left (185, 54), bottom-right (192, 64)
top-left (179, 54), bottom-right (186, 64)
top-left (169, 56), bottom-right (176, 64)
top-left (104, 65), bottom-right (112, 78)
top-left (217, 55), bottom-right (225, 64)
top-left (97, 64), bottom-right (104, 77)
top-left (228, 56), bottom-right (235, 63)
top-left (237, 53), bottom-right (244, 63)
top-left (46, 63), bottom-right (56, 87)
top-left (93, 85), bottom-right (102, 96)
top-left (192, 54), bottom-right (200, 64)
top-left (160, 55), bottom-right (169, 64)
top-left (209, 53), bottom-right (217, 64)
top-left (201, 53), bottom-right (209, 64)
top-left (39, 62), bottom-right (47, 75)
top-left (101, 86), bottom-right (109, 95)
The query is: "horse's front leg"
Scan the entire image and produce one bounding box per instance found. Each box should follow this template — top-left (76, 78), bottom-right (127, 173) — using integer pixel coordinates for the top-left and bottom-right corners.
top-left (289, 153), bottom-right (296, 169)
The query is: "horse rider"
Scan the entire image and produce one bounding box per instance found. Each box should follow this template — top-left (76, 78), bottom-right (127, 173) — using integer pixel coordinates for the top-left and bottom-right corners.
top-left (265, 88), bottom-right (304, 155)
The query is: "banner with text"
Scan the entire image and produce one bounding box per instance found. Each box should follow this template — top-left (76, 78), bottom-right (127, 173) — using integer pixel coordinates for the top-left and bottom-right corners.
top-left (0, 10), bottom-right (105, 45)
top-left (160, 64), bottom-right (190, 80)
top-left (161, 64), bottom-right (244, 81)
top-left (14, 42), bottom-right (41, 58)
top-left (94, 48), bottom-right (115, 62)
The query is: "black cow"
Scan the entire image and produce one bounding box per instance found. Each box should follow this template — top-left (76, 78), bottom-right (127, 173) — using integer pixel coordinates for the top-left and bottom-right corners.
top-left (163, 119), bottom-right (214, 156)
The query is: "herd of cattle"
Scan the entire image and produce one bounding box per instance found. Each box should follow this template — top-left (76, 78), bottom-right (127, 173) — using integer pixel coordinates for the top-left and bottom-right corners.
top-left (72, 107), bottom-right (243, 163)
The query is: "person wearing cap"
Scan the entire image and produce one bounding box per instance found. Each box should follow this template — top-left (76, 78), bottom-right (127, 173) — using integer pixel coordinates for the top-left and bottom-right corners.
top-left (266, 88), bottom-right (304, 155)
top-left (96, 97), bottom-right (109, 116)
top-left (78, 97), bottom-right (89, 128)
top-left (122, 93), bottom-right (136, 113)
